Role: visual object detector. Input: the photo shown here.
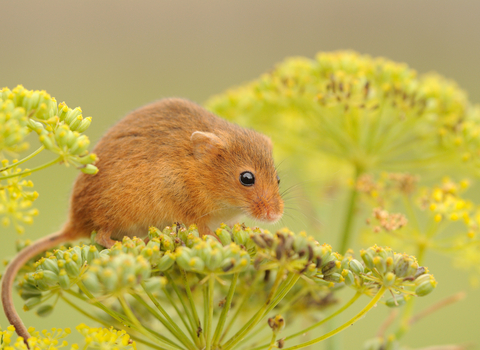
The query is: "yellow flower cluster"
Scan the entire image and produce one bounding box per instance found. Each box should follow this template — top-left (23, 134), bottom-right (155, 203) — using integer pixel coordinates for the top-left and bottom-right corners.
top-left (0, 160), bottom-right (39, 233)
top-left (421, 178), bottom-right (473, 228)
top-left (1, 86), bottom-right (98, 232)
top-left (359, 175), bottom-right (480, 286)
top-left (0, 325), bottom-right (135, 350)
top-left (206, 51), bottom-right (480, 176)
top-left (76, 324), bottom-right (136, 350)
top-left (0, 326), bottom-right (71, 350)
top-left (0, 85), bottom-right (98, 175)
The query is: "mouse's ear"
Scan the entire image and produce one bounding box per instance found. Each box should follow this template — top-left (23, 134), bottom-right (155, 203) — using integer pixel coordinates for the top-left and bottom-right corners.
top-left (191, 131), bottom-right (224, 160)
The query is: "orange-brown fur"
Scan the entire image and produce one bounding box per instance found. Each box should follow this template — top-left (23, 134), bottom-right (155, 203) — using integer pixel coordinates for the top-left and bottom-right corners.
top-left (2, 98), bottom-right (284, 340)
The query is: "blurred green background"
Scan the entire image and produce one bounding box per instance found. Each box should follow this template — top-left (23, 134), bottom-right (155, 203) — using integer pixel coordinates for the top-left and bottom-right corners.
top-left (1, 1), bottom-right (479, 348)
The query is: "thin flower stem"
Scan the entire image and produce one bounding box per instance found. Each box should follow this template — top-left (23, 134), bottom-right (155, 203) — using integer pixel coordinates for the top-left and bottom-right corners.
top-left (240, 278), bottom-right (306, 348)
top-left (203, 282), bottom-right (208, 344)
top-left (118, 295), bottom-right (178, 349)
top-left (280, 286), bottom-right (387, 350)
top-left (265, 272), bottom-right (295, 306)
top-left (339, 165), bottom-right (362, 253)
top-left (130, 294), bottom-right (193, 349)
top-left (286, 291), bottom-right (361, 342)
top-left (76, 283), bottom-right (130, 325)
top-left (178, 270), bottom-right (206, 346)
top-left (220, 272), bottom-right (264, 342)
top-left (163, 285), bottom-right (196, 339)
top-left (140, 283), bottom-right (198, 350)
top-left (0, 156), bottom-right (62, 180)
top-left (163, 274), bottom-right (200, 345)
top-left (72, 286), bottom-right (178, 349)
top-left (239, 274), bottom-right (298, 350)
top-left (222, 266), bottom-right (287, 350)
top-left (213, 273), bottom-right (238, 347)
top-left (394, 225), bottom-right (430, 340)
top-left (61, 295), bottom-right (174, 350)
top-left (262, 273), bottom-right (300, 318)
top-left (249, 290), bottom-right (362, 350)
top-left (206, 275), bottom-right (215, 350)
top-left (0, 146), bottom-right (45, 172)
top-left (266, 332), bottom-right (277, 350)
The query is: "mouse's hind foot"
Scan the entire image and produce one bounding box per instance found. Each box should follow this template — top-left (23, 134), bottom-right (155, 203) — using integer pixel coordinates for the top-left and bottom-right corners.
top-left (94, 229), bottom-right (117, 249)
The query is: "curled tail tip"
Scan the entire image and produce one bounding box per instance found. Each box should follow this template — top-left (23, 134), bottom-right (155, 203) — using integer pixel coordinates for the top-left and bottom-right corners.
top-left (1, 231), bottom-right (68, 340)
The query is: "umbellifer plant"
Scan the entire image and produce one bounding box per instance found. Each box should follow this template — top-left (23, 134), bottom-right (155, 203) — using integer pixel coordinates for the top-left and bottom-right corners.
top-left (1, 50), bottom-right (476, 349)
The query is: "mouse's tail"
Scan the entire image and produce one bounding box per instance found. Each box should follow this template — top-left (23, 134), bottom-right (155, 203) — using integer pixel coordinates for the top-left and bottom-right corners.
top-left (1, 229), bottom-right (69, 341)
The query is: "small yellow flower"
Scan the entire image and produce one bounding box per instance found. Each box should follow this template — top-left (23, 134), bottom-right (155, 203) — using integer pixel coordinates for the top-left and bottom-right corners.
top-left (76, 324), bottom-right (136, 350)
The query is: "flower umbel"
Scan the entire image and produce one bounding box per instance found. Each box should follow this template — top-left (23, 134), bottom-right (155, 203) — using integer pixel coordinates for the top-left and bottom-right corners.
top-left (14, 225), bottom-right (437, 350)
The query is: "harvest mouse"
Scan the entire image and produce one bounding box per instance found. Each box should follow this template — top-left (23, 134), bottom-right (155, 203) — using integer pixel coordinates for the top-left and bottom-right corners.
top-left (1, 98), bottom-right (284, 340)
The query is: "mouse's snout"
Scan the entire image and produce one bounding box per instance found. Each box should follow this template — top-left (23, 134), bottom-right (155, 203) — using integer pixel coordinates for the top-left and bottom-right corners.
top-left (250, 194), bottom-right (284, 224)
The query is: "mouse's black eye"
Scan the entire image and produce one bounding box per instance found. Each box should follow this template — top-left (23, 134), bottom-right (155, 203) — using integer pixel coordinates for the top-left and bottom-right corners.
top-left (240, 171), bottom-right (255, 186)
top-left (276, 174), bottom-right (280, 185)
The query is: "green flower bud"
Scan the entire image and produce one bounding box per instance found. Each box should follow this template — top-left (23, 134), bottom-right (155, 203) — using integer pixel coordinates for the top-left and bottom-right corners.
top-left (293, 231), bottom-right (309, 252)
top-left (38, 134), bottom-right (56, 151)
top-left (55, 125), bottom-right (70, 146)
top-left (65, 107), bottom-right (82, 125)
top-left (82, 272), bottom-right (102, 293)
top-left (143, 277), bottom-right (167, 293)
top-left (414, 273), bottom-right (432, 286)
top-left (176, 247), bottom-right (192, 270)
top-left (69, 136), bottom-right (90, 155)
top-left (393, 254), bottom-right (411, 278)
top-left (374, 256), bottom-right (387, 275)
top-left (383, 272), bottom-right (396, 287)
top-left (323, 272), bottom-right (344, 283)
top-left (23, 91), bottom-right (40, 111)
top-left (101, 267), bottom-right (118, 292)
top-left (65, 259), bottom-right (80, 277)
top-left (25, 274), bottom-right (37, 285)
top-left (87, 245), bottom-right (100, 262)
top-left (342, 269), bottom-right (355, 286)
top-left (58, 269), bottom-right (71, 289)
top-left (58, 103), bottom-right (69, 121)
top-left (415, 279), bottom-right (437, 296)
top-left (322, 260), bottom-right (339, 276)
top-left (315, 245), bottom-right (332, 264)
top-left (232, 224), bottom-right (250, 246)
top-left (80, 164), bottom-right (98, 175)
top-left (221, 258), bottom-right (235, 272)
top-left (385, 295), bottom-right (408, 308)
top-left (188, 257), bottom-right (205, 272)
top-left (20, 286), bottom-right (42, 300)
top-left (42, 258), bottom-right (60, 274)
top-left (36, 304), bottom-right (54, 317)
top-left (349, 259), bottom-right (365, 274)
top-left (206, 248), bottom-right (224, 271)
top-left (68, 115), bottom-right (83, 131)
top-left (41, 270), bottom-right (59, 286)
top-left (360, 249), bottom-right (375, 269)
top-left (216, 228), bottom-right (233, 246)
top-left (26, 118), bottom-right (44, 132)
top-left (157, 253), bottom-right (175, 271)
top-left (24, 296), bottom-right (42, 310)
top-left (66, 131), bottom-right (80, 148)
top-left (71, 250), bottom-right (84, 268)
top-left (76, 117), bottom-right (92, 133)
